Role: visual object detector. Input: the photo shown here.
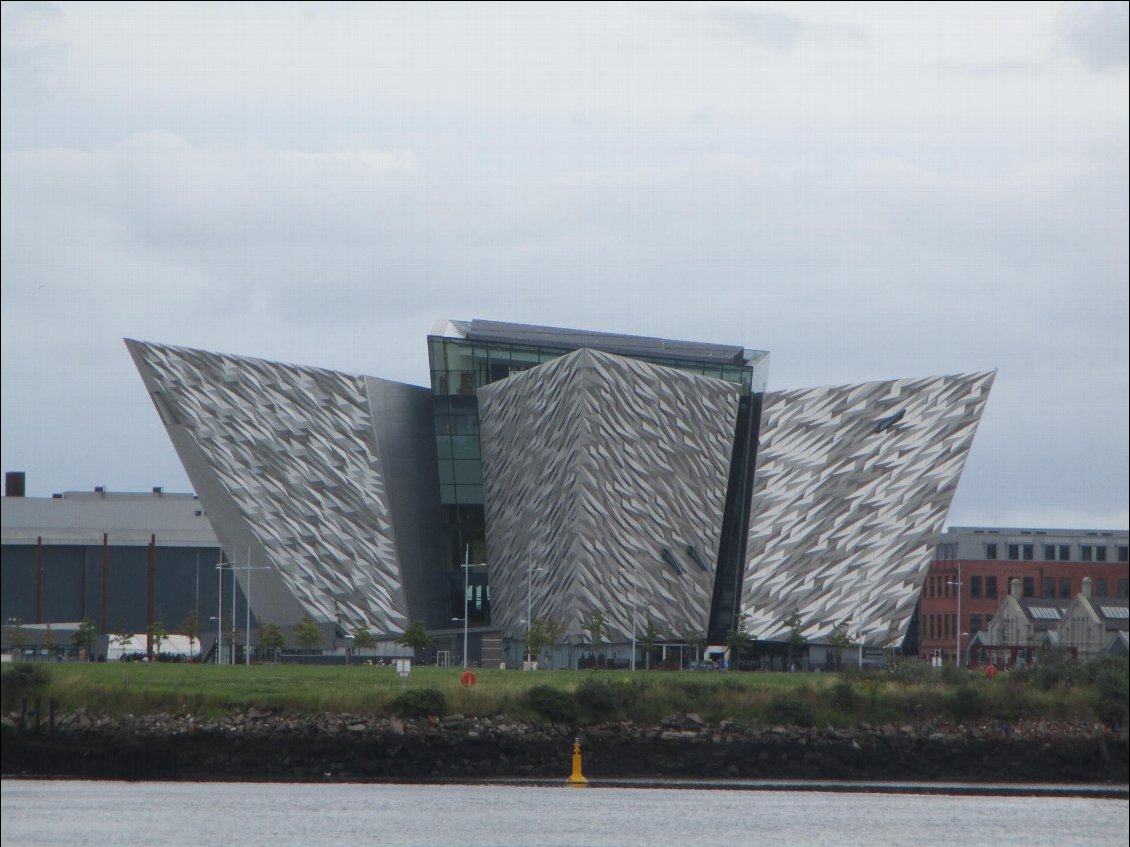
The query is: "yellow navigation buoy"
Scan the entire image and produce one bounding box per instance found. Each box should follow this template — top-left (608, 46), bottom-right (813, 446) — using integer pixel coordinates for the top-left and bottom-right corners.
top-left (567, 736), bottom-right (588, 786)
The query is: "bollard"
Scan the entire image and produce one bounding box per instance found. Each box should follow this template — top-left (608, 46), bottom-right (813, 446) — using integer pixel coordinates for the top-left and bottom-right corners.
top-left (567, 736), bottom-right (588, 786)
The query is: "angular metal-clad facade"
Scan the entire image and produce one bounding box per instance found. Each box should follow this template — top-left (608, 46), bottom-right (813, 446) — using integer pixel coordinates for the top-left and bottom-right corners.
top-left (119, 321), bottom-right (998, 662)
top-left (741, 371), bottom-right (996, 648)
top-left (478, 348), bottom-right (740, 641)
top-left (126, 340), bottom-right (446, 634)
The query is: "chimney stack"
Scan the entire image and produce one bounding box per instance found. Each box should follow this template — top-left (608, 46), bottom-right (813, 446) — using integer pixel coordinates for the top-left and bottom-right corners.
top-left (1081, 577), bottom-right (1092, 598)
top-left (5, 471), bottom-right (26, 497)
top-left (1010, 577), bottom-right (1022, 599)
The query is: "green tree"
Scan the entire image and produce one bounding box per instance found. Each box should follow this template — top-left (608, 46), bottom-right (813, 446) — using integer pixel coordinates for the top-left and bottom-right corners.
top-left (725, 613), bottom-right (755, 671)
top-left (828, 618), bottom-right (857, 672)
top-left (72, 618), bottom-right (99, 661)
top-left (524, 616), bottom-right (564, 665)
top-left (7, 620), bottom-right (28, 657)
top-left (260, 622), bottom-right (286, 661)
top-left (180, 610), bottom-right (201, 659)
top-left (641, 614), bottom-right (661, 670)
top-left (293, 616), bottom-right (325, 651)
top-left (42, 623), bottom-right (57, 657)
top-left (111, 618), bottom-right (134, 657)
top-left (351, 625), bottom-right (378, 650)
top-left (148, 620), bottom-right (168, 657)
top-left (784, 609), bottom-right (807, 670)
top-left (679, 625), bottom-right (706, 667)
top-left (396, 619), bottom-right (434, 659)
top-left (582, 609), bottom-right (609, 647)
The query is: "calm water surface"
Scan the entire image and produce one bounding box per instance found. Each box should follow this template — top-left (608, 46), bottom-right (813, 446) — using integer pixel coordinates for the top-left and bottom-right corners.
top-left (2, 781), bottom-right (1127, 847)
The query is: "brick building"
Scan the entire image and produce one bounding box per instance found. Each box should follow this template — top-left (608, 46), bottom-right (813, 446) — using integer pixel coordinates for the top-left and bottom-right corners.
top-left (919, 526), bottom-right (1129, 664)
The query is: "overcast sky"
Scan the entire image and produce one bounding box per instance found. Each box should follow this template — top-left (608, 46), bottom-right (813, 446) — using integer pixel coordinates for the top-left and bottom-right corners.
top-left (2, 1), bottom-right (1127, 529)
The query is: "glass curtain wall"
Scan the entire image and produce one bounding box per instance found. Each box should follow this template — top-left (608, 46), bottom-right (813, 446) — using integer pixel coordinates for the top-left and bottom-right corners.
top-left (427, 334), bottom-right (758, 616)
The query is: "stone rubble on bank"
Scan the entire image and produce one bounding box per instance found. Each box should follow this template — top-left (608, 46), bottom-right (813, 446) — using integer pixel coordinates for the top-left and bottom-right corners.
top-left (3, 708), bottom-right (1125, 783)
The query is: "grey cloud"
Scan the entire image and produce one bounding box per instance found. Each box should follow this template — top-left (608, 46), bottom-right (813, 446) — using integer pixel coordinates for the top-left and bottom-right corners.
top-left (1059, 1), bottom-right (1129, 71)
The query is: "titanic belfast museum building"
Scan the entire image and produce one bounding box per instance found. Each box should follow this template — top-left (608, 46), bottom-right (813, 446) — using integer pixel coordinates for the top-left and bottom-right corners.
top-left (126, 320), bottom-right (994, 659)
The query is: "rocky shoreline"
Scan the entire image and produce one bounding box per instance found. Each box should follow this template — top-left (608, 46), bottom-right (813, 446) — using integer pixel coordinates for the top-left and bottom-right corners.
top-left (2, 709), bottom-right (1126, 783)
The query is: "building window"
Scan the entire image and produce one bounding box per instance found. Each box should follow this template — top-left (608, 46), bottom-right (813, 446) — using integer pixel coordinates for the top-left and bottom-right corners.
top-left (986, 576), bottom-right (998, 599)
top-left (1043, 544), bottom-right (1055, 560)
top-left (970, 575), bottom-right (982, 598)
top-left (1119, 546), bottom-right (1128, 563)
top-left (985, 543), bottom-right (998, 560)
top-left (970, 614), bottom-right (983, 633)
top-left (1096, 578), bottom-right (1109, 598)
top-left (1022, 544), bottom-right (1034, 561)
top-left (1059, 545), bottom-right (1070, 561)
top-left (1081, 545), bottom-right (1093, 562)
top-left (1023, 577), bottom-right (1034, 598)
top-left (1059, 577), bottom-right (1071, 598)
top-left (1044, 576), bottom-right (1056, 598)
top-left (1095, 546), bottom-right (1107, 562)
top-left (1119, 579), bottom-right (1129, 598)
top-left (1007, 544), bottom-right (1020, 560)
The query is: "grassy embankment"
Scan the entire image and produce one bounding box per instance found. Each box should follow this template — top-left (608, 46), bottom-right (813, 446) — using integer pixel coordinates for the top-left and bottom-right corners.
top-left (4, 655), bottom-right (1127, 729)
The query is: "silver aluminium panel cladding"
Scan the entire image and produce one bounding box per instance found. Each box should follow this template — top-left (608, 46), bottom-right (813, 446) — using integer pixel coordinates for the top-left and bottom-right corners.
top-left (742, 371), bottom-right (996, 647)
top-left (126, 340), bottom-right (417, 633)
top-left (478, 348), bottom-right (740, 642)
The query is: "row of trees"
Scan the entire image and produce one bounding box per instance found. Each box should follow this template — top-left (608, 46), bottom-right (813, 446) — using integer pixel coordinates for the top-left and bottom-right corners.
top-left (8, 608), bottom-right (856, 668)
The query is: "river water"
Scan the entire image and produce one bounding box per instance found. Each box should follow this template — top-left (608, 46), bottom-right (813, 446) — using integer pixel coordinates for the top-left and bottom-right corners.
top-left (2, 781), bottom-right (1127, 847)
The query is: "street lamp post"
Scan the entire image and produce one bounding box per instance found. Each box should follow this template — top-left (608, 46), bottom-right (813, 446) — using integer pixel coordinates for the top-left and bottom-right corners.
top-left (629, 563), bottom-right (640, 672)
top-left (947, 563), bottom-right (963, 667)
top-left (216, 562), bottom-right (224, 665)
top-left (219, 558), bottom-right (270, 665)
top-left (461, 545), bottom-right (471, 669)
top-left (525, 562), bottom-right (544, 667)
top-left (855, 563), bottom-right (865, 669)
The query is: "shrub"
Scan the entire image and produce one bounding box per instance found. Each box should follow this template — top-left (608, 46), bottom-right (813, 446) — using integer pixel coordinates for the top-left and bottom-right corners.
top-left (1086, 658), bottom-right (1129, 729)
top-left (829, 679), bottom-right (858, 712)
top-left (949, 685), bottom-right (985, 720)
top-left (763, 696), bottom-right (815, 727)
top-left (390, 687), bottom-right (446, 719)
top-left (1030, 649), bottom-right (1085, 690)
top-left (574, 678), bottom-right (617, 719)
top-left (885, 658), bottom-right (936, 685)
top-left (1, 664), bottom-right (51, 711)
top-left (526, 685), bottom-right (578, 724)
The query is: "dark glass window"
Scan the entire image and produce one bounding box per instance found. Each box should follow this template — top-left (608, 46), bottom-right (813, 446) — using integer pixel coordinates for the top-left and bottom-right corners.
top-left (985, 543), bottom-right (997, 560)
top-left (450, 435), bottom-right (480, 459)
top-left (1022, 544), bottom-right (1034, 561)
top-left (1044, 577), bottom-right (1056, 598)
top-left (1096, 579), bottom-right (1109, 598)
top-left (1007, 544), bottom-right (1020, 560)
top-left (1059, 577), bottom-right (1071, 598)
top-left (970, 614), bottom-right (983, 633)
top-left (1059, 545), bottom-right (1070, 561)
top-left (1023, 577), bottom-right (1035, 597)
top-left (1118, 546), bottom-right (1129, 563)
top-left (1081, 545), bottom-right (1093, 562)
top-left (986, 576), bottom-right (998, 599)
top-left (970, 575), bottom-right (982, 598)
top-left (1043, 545), bottom-right (1055, 560)
top-left (1095, 546), bottom-right (1107, 562)
top-left (1118, 579), bottom-right (1129, 598)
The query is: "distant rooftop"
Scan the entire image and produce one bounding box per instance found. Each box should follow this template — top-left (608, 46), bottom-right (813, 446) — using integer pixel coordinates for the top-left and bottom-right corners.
top-left (435, 318), bottom-right (761, 367)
